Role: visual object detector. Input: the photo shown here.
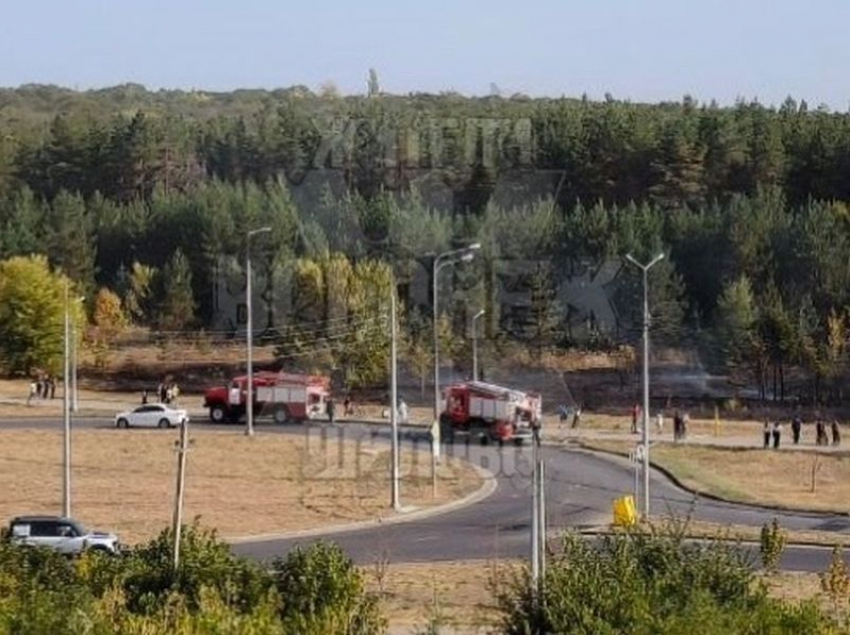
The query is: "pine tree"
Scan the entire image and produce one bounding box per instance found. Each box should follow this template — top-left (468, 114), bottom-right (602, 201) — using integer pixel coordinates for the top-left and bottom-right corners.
top-left (158, 249), bottom-right (196, 331)
top-left (44, 190), bottom-right (96, 296)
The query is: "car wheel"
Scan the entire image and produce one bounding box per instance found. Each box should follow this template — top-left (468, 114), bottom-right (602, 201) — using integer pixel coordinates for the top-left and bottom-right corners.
top-left (210, 406), bottom-right (226, 423)
top-left (116, 418), bottom-right (129, 429)
top-left (158, 419), bottom-right (170, 429)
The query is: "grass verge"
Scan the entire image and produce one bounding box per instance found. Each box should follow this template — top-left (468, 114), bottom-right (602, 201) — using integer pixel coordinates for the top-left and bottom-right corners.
top-left (0, 428), bottom-right (482, 544)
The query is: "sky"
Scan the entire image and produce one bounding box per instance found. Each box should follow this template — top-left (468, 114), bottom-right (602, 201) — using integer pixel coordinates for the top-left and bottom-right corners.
top-left (2, 0), bottom-right (849, 108)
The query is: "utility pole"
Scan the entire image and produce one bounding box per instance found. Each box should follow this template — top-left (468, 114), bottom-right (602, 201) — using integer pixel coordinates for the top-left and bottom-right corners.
top-left (472, 309), bottom-right (485, 382)
top-left (625, 253), bottom-right (664, 518)
top-left (390, 289), bottom-right (400, 511)
top-left (245, 226), bottom-right (271, 437)
top-left (62, 281), bottom-right (71, 518)
top-left (538, 459), bottom-right (546, 581)
top-left (172, 419), bottom-right (190, 570)
top-left (531, 436), bottom-right (539, 587)
top-left (70, 295), bottom-right (83, 413)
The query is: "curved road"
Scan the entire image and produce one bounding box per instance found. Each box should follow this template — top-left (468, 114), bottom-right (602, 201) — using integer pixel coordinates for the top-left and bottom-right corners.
top-left (4, 416), bottom-right (848, 571)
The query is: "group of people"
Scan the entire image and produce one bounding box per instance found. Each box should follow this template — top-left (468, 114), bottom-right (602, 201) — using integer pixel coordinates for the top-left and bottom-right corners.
top-left (141, 380), bottom-right (181, 405)
top-left (27, 374), bottom-right (57, 405)
top-left (631, 405), bottom-right (689, 442)
top-left (763, 415), bottom-right (841, 449)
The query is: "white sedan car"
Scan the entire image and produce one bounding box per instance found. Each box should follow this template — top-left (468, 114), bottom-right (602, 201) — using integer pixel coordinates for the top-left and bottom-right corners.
top-left (115, 404), bottom-right (189, 429)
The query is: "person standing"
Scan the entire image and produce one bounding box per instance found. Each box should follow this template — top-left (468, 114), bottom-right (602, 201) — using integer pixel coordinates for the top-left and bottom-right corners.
top-left (816, 420), bottom-right (827, 446)
top-left (141, 389), bottom-right (148, 405)
top-left (572, 405), bottom-right (583, 429)
top-left (832, 420), bottom-right (841, 447)
top-left (398, 398), bottom-right (408, 424)
top-left (673, 410), bottom-right (683, 442)
top-left (772, 421), bottom-right (782, 449)
top-left (327, 397), bottom-right (335, 423)
top-left (763, 420), bottom-right (771, 448)
top-left (655, 411), bottom-right (664, 434)
top-left (27, 380), bottom-right (37, 406)
top-left (791, 415), bottom-right (802, 445)
top-left (631, 403), bottom-right (640, 434)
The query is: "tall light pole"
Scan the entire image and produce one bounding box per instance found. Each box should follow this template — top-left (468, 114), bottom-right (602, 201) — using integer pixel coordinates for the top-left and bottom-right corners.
top-left (625, 252), bottom-right (665, 518)
top-left (433, 244), bottom-right (481, 425)
top-left (62, 281), bottom-right (71, 517)
top-left (70, 295), bottom-right (83, 413)
top-left (472, 309), bottom-right (485, 382)
top-left (390, 288), bottom-right (400, 511)
top-left (245, 226), bottom-right (271, 437)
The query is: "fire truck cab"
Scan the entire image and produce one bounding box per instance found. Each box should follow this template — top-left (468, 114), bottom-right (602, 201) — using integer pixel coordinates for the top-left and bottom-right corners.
top-left (439, 381), bottom-right (541, 445)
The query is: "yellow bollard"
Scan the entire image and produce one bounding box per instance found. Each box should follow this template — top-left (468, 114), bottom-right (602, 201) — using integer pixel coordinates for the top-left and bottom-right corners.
top-left (613, 495), bottom-right (637, 527)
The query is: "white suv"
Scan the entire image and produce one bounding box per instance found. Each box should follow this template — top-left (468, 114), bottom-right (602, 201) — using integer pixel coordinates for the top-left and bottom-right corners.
top-left (7, 516), bottom-right (120, 555)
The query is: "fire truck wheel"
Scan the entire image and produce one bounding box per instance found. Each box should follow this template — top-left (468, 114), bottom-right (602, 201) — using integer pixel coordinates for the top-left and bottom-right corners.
top-left (273, 407), bottom-right (290, 425)
top-left (479, 434), bottom-right (489, 446)
top-left (209, 406), bottom-right (226, 423)
top-left (513, 438), bottom-right (525, 446)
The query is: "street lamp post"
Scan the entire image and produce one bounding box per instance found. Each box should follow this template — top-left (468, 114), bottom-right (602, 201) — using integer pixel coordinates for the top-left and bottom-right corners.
top-left (472, 309), bottom-right (485, 382)
top-left (62, 282), bottom-right (71, 518)
top-left (432, 244), bottom-right (481, 430)
top-left (625, 252), bottom-right (665, 518)
top-left (70, 295), bottom-right (83, 413)
top-left (390, 288), bottom-right (400, 511)
top-left (245, 226), bottom-right (272, 437)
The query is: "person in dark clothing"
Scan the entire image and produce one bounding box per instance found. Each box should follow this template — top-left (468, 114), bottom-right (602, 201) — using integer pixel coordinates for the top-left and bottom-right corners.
top-left (772, 421), bottom-right (782, 449)
top-left (832, 420), bottom-right (841, 447)
top-left (141, 389), bottom-right (148, 405)
top-left (763, 421), bottom-right (771, 448)
top-left (327, 398), bottom-right (335, 423)
top-left (791, 415), bottom-right (802, 445)
top-left (673, 411), bottom-right (683, 442)
top-left (571, 405), bottom-right (582, 429)
top-left (816, 420), bottom-right (827, 446)
top-left (49, 376), bottom-right (56, 399)
top-left (631, 404), bottom-right (640, 434)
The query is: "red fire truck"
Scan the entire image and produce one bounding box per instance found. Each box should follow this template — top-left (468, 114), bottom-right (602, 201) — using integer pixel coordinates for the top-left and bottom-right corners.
top-left (439, 380), bottom-right (541, 444)
top-left (203, 371), bottom-right (330, 424)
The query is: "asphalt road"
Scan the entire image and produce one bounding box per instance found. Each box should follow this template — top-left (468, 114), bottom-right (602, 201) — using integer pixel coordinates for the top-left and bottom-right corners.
top-left (5, 416), bottom-right (849, 571)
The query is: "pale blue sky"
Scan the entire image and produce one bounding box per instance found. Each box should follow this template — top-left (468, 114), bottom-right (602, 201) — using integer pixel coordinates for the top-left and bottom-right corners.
top-left (2, 0), bottom-right (848, 107)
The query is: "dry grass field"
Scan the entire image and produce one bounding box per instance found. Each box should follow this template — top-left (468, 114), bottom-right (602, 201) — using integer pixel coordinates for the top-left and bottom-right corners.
top-left (582, 439), bottom-right (850, 515)
top-left (363, 559), bottom-right (519, 632)
top-left (0, 428), bottom-right (482, 544)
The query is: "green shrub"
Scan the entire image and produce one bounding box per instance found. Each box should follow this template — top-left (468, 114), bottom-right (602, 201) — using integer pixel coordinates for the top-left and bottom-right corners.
top-left (0, 524), bottom-right (386, 634)
top-left (272, 542), bottom-right (386, 634)
top-left (497, 530), bottom-right (833, 634)
top-left (119, 521), bottom-right (273, 614)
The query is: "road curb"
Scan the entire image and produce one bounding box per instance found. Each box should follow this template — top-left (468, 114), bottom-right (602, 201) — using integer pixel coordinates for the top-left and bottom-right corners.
top-left (562, 440), bottom-right (849, 518)
top-left (575, 526), bottom-right (848, 551)
top-left (227, 461), bottom-right (498, 545)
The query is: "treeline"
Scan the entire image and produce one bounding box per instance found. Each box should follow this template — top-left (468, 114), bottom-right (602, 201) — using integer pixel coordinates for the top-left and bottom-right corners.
top-left (3, 85), bottom-right (850, 207)
top-left (2, 84), bottom-right (850, 399)
top-left (1, 179), bottom-right (849, 399)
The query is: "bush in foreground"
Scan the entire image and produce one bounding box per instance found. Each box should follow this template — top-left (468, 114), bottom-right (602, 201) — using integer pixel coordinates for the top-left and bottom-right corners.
top-left (497, 529), bottom-right (835, 634)
top-left (0, 524), bottom-right (385, 634)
